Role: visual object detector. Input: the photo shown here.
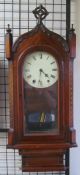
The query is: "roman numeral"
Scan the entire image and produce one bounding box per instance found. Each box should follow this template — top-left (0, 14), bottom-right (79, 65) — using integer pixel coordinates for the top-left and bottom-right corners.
top-left (33, 56), bottom-right (36, 60)
top-left (40, 53), bottom-right (42, 59)
top-left (27, 62), bottom-right (31, 65)
top-left (25, 69), bottom-right (30, 72)
top-left (27, 75), bottom-right (31, 78)
top-left (47, 56), bottom-right (49, 60)
top-left (51, 74), bottom-right (55, 78)
top-left (52, 68), bottom-right (57, 71)
top-left (51, 61), bottom-right (55, 64)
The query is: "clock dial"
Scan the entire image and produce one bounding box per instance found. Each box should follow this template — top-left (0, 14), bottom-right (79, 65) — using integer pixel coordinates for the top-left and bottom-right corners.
top-left (23, 51), bottom-right (59, 88)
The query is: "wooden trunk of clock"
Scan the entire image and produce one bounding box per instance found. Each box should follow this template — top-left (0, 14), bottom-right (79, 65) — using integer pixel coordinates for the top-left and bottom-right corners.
top-left (5, 5), bottom-right (76, 172)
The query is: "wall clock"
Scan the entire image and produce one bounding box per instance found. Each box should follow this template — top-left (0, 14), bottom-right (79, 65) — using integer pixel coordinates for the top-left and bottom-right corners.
top-left (5, 5), bottom-right (77, 172)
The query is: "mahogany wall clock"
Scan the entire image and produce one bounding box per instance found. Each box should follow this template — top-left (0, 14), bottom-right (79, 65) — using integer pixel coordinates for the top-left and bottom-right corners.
top-left (5, 5), bottom-right (77, 172)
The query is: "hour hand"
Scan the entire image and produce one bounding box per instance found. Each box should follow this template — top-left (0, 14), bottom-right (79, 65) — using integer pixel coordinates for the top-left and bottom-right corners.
top-left (40, 69), bottom-right (49, 78)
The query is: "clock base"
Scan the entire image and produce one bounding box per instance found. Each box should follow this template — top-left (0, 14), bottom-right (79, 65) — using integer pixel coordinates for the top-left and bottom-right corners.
top-left (21, 149), bottom-right (67, 172)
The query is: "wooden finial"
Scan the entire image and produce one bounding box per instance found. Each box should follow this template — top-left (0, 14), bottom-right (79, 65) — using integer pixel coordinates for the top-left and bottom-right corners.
top-left (68, 24), bottom-right (76, 59)
top-left (6, 24), bottom-right (11, 33)
top-left (5, 24), bottom-right (13, 60)
top-left (70, 24), bottom-right (75, 33)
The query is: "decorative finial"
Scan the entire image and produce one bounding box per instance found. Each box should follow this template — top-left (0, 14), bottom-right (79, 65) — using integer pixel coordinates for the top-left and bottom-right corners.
top-left (6, 24), bottom-right (11, 33)
top-left (33, 4), bottom-right (49, 24)
top-left (70, 24), bottom-right (75, 33)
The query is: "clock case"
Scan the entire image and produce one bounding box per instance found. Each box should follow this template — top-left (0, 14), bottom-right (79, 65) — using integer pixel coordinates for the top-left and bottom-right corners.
top-left (5, 7), bottom-right (76, 172)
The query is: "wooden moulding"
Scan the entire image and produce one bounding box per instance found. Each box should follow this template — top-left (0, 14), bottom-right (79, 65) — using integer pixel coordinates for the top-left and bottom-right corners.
top-left (21, 149), bottom-right (67, 172)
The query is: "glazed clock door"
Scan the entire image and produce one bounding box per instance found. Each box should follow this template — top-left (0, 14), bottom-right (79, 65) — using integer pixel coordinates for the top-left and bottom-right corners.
top-left (22, 51), bottom-right (59, 134)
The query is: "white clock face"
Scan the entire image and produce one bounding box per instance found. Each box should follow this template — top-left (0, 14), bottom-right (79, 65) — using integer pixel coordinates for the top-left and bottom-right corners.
top-left (23, 51), bottom-right (59, 88)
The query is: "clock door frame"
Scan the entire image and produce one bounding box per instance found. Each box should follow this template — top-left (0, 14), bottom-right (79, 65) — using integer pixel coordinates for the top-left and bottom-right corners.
top-left (18, 45), bottom-right (64, 141)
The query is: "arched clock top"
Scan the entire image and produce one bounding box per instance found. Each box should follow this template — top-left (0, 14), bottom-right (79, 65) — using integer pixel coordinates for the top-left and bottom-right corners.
top-left (12, 29), bottom-right (69, 55)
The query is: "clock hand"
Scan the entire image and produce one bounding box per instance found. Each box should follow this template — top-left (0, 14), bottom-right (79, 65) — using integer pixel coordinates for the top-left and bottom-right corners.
top-left (40, 69), bottom-right (49, 78)
top-left (39, 69), bottom-right (52, 84)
